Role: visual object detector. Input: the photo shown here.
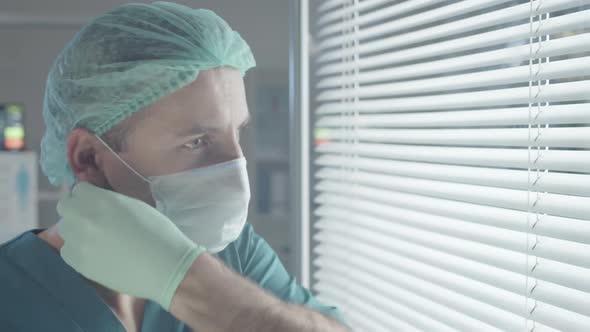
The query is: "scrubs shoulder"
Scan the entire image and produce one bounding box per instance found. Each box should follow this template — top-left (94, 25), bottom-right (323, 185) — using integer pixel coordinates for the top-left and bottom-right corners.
top-left (216, 224), bottom-right (345, 324)
top-left (1, 230), bottom-right (183, 332)
top-left (0, 225), bottom-right (344, 332)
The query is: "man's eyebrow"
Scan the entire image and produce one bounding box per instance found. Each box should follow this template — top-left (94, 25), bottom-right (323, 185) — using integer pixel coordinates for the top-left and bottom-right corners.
top-left (178, 125), bottom-right (220, 137)
top-left (179, 114), bottom-right (251, 137)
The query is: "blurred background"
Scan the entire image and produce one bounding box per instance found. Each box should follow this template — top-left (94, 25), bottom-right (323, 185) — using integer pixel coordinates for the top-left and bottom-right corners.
top-left (0, 0), bottom-right (296, 274)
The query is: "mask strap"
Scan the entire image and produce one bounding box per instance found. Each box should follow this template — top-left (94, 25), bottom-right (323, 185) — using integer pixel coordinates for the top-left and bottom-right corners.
top-left (94, 134), bottom-right (152, 184)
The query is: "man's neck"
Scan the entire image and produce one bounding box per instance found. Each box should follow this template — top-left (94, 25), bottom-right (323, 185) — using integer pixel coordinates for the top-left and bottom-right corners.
top-left (38, 225), bottom-right (146, 332)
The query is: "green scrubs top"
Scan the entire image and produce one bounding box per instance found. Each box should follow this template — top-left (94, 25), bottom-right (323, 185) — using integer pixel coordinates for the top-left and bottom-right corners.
top-left (0, 223), bottom-right (344, 331)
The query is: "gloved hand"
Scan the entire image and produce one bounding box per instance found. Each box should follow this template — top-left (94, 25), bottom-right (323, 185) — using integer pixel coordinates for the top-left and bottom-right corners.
top-left (57, 181), bottom-right (206, 310)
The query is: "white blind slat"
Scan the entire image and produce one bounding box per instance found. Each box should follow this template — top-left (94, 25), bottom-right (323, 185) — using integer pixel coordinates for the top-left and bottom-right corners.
top-left (315, 285), bottom-right (423, 332)
top-left (315, 155), bottom-right (590, 197)
top-left (315, 234), bottom-right (590, 321)
top-left (316, 171), bottom-right (590, 219)
top-left (316, 213), bottom-right (590, 313)
top-left (315, 210), bottom-right (590, 314)
top-left (315, 235), bottom-right (590, 329)
top-left (315, 255), bottom-right (523, 332)
top-left (315, 199), bottom-right (590, 266)
top-left (316, 104), bottom-right (590, 127)
top-left (316, 32), bottom-right (590, 80)
top-left (318, 0), bottom-right (447, 37)
top-left (316, 0), bottom-right (393, 26)
top-left (318, 126), bottom-right (590, 148)
top-left (317, 7), bottom-right (590, 63)
top-left (316, 81), bottom-right (590, 114)
top-left (317, 0), bottom-right (518, 50)
top-left (316, 0), bottom-right (346, 15)
top-left (314, 279), bottom-right (458, 332)
top-left (315, 216), bottom-right (590, 295)
top-left (315, 189), bottom-right (590, 247)
top-left (317, 143), bottom-right (590, 173)
top-left (315, 268), bottom-right (504, 331)
top-left (317, 56), bottom-right (590, 100)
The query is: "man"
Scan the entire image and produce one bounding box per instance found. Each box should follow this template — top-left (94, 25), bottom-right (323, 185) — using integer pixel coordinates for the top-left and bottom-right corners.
top-left (0, 2), bottom-right (349, 331)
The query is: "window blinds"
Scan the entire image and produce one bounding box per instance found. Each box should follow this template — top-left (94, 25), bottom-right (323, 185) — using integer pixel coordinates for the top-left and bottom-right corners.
top-left (308, 1), bottom-right (590, 331)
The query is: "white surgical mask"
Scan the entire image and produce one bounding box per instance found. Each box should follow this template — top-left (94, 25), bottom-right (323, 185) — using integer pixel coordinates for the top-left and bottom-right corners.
top-left (95, 135), bottom-right (250, 253)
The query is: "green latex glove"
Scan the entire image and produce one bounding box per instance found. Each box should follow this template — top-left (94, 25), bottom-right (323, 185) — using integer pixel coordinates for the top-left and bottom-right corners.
top-left (57, 181), bottom-right (206, 310)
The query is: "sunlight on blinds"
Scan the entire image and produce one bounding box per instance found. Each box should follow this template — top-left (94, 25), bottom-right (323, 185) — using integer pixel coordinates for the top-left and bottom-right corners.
top-left (309, 1), bottom-right (590, 331)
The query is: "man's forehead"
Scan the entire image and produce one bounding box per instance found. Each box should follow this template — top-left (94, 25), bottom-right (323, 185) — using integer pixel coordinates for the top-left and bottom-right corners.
top-left (183, 76), bottom-right (248, 125)
top-left (137, 67), bottom-right (248, 135)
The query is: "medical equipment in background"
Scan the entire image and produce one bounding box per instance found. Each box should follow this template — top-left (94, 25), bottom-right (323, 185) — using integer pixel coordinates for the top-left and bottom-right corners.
top-left (0, 103), bottom-right (36, 243)
top-left (0, 103), bottom-right (25, 151)
top-left (0, 151), bottom-right (38, 243)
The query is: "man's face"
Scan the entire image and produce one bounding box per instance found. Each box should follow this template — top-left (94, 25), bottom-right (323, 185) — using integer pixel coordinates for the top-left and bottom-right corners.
top-left (98, 67), bottom-right (250, 206)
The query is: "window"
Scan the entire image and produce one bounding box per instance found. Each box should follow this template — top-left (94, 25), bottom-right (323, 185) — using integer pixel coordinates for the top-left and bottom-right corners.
top-left (305, 1), bottom-right (590, 331)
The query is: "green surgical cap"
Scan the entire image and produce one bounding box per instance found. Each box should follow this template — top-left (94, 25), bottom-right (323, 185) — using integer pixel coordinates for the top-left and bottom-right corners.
top-left (40, 1), bottom-right (256, 186)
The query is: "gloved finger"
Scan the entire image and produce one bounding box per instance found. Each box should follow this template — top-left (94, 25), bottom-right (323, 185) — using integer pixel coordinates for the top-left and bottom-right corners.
top-left (59, 182), bottom-right (109, 218)
top-left (56, 194), bottom-right (86, 221)
top-left (71, 181), bottom-right (102, 202)
top-left (60, 242), bottom-right (88, 274)
top-left (56, 194), bottom-right (71, 217)
top-left (71, 182), bottom-right (122, 212)
top-left (56, 217), bottom-right (83, 243)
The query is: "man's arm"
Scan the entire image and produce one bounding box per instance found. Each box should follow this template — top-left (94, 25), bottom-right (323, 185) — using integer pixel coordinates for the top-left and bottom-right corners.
top-left (57, 184), bottom-right (349, 331)
top-left (170, 253), bottom-right (351, 332)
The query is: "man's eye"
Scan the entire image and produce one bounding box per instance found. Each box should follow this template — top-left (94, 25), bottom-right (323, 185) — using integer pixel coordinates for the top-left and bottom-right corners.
top-left (183, 137), bottom-right (208, 150)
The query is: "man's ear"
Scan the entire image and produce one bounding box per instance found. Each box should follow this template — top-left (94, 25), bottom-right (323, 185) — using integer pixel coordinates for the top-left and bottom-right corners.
top-left (66, 128), bottom-right (109, 187)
